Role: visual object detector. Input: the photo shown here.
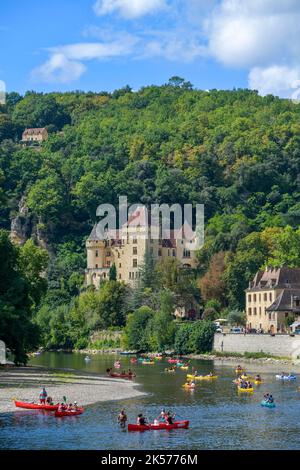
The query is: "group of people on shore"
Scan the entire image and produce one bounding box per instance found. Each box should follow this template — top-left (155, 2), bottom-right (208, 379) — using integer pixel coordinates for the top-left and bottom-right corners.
top-left (117, 409), bottom-right (176, 428)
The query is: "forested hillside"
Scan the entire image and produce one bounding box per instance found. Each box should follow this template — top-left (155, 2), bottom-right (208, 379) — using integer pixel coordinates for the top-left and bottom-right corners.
top-left (2, 77), bottom-right (300, 358)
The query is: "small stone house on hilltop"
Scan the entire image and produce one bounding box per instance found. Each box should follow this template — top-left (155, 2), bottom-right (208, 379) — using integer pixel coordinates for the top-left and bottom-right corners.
top-left (21, 127), bottom-right (48, 144)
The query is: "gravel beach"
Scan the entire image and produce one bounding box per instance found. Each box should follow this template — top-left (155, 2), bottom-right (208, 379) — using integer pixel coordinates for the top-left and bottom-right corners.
top-left (0, 366), bottom-right (145, 413)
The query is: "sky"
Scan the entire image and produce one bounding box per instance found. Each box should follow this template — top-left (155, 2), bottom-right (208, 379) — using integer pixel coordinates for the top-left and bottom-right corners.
top-left (1, 0), bottom-right (300, 98)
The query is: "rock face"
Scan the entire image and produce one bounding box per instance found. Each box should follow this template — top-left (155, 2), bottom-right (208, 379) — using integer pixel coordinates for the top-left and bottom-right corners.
top-left (10, 195), bottom-right (33, 245)
top-left (10, 195), bottom-right (50, 252)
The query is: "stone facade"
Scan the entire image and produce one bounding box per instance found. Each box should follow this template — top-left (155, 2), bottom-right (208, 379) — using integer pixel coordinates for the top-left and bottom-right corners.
top-left (85, 208), bottom-right (197, 288)
top-left (213, 333), bottom-right (300, 359)
top-left (245, 267), bottom-right (300, 333)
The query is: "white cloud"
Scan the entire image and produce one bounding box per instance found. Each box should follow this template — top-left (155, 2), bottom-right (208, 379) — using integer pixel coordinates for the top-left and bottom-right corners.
top-left (204, 0), bottom-right (300, 97)
top-left (249, 65), bottom-right (300, 99)
top-left (141, 33), bottom-right (207, 62)
top-left (93, 0), bottom-right (166, 19)
top-left (31, 54), bottom-right (86, 84)
top-left (32, 37), bottom-right (137, 83)
top-left (206, 0), bottom-right (300, 68)
top-left (31, 0), bottom-right (300, 97)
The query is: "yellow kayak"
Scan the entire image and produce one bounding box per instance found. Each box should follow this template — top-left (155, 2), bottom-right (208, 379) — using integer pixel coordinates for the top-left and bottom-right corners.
top-left (238, 387), bottom-right (254, 393)
top-left (154, 357), bottom-right (162, 360)
top-left (254, 380), bottom-right (262, 385)
top-left (235, 369), bottom-right (243, 374)
top-left (180, 366), bottom-right (189, 370)
top-left (187, 374), bottom-right (217, 380)
top-left (142, 361), bottom-right (154, 365)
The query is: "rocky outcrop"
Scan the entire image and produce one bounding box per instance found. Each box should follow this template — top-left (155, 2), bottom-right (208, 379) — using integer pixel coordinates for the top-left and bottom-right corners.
top-left (10, 195), bottom-right (33, 245)
top-left (10, 195), bottom-right (51, 253)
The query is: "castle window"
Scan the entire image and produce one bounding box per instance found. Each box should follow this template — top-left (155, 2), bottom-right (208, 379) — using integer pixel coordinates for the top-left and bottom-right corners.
top-left (95, 250), bottom-right (99, 257)
top-left (248, 308), bottom-right (252, 315)
top-left (106, 251), bottom-right (111, 257)
top-left (264, 293), bottom-right (267, 301)
top-left (253, 294), bottom-right (256, 302)
top-left (158, 249), bottom-right (162, 256)
top-left (133, 247), bottom-right (137, 255)
top-left (133, 237), bottom-right (137, 244)
top-left (183, 249), bottom-right (191, 258)
top-left (248, 294), bottom-right (251, 302)
top-left (95, 264), bottom-right (98, 268)
top-left (173, 249), bottom-right (176, 257)
top-left (269, 293), bottom-right (272, 301)
top-left (119, 274), bottom-right (122, 279)
top-left (133, 259), bottom-right (137, 268)
top-left (259, 294), bottom-right (261, 302)
top-left (254, 307), bottom-right (257, 315)
top-left (259, 307), bottom-right (261, 316)
top-left (119, 263), bottom-right (121, 268)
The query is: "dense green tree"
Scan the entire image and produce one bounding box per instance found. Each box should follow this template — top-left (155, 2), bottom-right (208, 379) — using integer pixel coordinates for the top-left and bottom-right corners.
top-left (109, 263), bottom-right (117, 281)
top-left (227, 310), bottom-right (246, 326)
top-left (122, 306), bottom-right (154, 351)
top-left (0, 230), bottom-right (40, 363)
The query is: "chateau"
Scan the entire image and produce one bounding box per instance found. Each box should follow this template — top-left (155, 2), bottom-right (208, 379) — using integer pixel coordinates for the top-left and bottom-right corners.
top-left (246, 267), bottom-right (300, 333)
top-left (85, 208), bottom-right (197, 289)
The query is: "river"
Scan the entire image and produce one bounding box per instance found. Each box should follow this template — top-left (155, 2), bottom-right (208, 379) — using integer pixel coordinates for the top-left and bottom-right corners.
top-left (1, 352), bottom-right (300, 450)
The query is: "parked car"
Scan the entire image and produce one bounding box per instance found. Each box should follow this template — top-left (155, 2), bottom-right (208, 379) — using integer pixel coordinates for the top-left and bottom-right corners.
top-left (230, 327), bottom-right (243, 334)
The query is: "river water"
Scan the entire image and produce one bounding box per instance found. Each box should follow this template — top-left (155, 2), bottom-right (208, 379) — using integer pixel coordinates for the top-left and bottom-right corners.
top-left (1, 352), bottom-right (300, 450)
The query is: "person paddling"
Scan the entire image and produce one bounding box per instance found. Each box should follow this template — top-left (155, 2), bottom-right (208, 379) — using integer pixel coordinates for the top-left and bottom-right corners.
top-left (39, 387), bottom-right (47, 404)
top-left (166, 411), bottom-right (176, 425)
top-left (137, 413), bottom-right (147, 425)
top-left (118, 409), bottom-right (128, 428)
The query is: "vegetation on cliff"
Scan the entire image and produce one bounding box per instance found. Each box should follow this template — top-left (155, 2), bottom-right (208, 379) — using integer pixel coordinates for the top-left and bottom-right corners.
top-left (1, 80), bottom-right (300, 355)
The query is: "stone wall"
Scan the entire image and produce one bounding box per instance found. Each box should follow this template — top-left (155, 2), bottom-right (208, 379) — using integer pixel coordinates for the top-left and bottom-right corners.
top-left (213, 333), bottom-right (300, 359)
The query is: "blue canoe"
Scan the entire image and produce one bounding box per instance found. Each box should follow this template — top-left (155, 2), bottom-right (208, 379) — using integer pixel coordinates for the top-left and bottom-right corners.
top-left (261, 400), bottom-right (276, 408)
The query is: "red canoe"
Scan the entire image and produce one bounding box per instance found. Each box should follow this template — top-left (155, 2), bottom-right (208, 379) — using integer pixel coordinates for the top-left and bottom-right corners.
top-left (109, 373), bottom-right (136, 379)
top-left (55, 408), bottom-right (84, 417)
top-left (128, 420), bottom-right (189, 432)
top-left (15, 401), bottom-right (59, 411)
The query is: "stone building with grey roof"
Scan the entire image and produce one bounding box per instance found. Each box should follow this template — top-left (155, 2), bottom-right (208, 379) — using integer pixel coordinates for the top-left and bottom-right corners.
top-left (246, 267), bottom-right (300, 333)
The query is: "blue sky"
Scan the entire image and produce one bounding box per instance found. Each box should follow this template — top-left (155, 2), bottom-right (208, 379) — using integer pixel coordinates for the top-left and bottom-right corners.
top-left (1, 1), bottom-right (300, 97)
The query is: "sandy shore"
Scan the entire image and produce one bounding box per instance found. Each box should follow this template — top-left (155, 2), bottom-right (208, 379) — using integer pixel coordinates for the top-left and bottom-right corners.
top-left (0, 366), bottom-right (145, 413)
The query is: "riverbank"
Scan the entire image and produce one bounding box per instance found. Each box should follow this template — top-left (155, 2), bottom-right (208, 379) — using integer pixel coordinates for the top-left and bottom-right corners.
top-left (0, 366), bottom-right (145, 413)
top-left (185, 353), bottom-right (300, 367)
